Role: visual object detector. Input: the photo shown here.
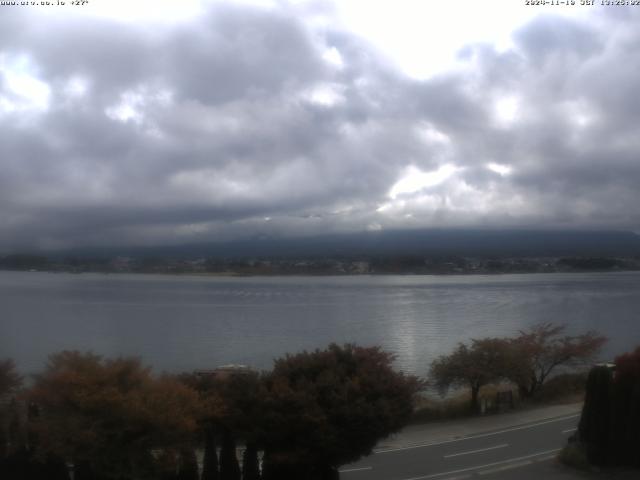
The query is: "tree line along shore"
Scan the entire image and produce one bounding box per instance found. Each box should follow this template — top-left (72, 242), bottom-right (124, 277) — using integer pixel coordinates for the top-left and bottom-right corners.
top-left (2, 253), bottom-right (640, 275)
top-left (1, 323), bottom-right (637, 480)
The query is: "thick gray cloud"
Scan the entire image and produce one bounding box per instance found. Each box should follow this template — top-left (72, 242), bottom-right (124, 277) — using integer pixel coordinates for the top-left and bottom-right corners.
top-left (1, 4), bottom-right (640, 250)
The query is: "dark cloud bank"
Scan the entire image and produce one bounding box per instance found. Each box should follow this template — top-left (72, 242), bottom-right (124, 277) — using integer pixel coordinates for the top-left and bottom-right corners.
top-left (1, 3), bottom-right (640, 252)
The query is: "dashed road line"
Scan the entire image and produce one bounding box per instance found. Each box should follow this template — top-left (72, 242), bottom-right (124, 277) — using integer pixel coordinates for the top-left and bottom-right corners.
top-left (397, 448), bottom-right (562, 480)
top-left (376, 414), bottom-right (579, 454)
top-left (339, 466), bottom-right (373, 473)
top-left (443, 443), bottom-right (508, 459)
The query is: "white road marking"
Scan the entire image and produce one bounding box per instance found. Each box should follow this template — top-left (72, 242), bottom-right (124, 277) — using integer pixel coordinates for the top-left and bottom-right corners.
top-left (376, 414), bottom-right (579, 454)
top-left (338, 466), bottom-right (372, 473)
top-left (478, 453), bottom-right (557, 475)
top-left (477, 460), bottom-right (532, 475)
top-left (562, 427), bottom-right (577, 434)
top-left (443, 443), bottom-right (508, 458)
top-left (398, 448), bottom-right (562, 480)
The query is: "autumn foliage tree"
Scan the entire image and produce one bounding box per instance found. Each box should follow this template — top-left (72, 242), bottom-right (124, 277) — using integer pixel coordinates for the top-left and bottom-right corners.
top-left (430, 338), bottom-right (512, 412)
top-left (28, 351), bottom-right (202, 480)
top-left (260, 344), bottom-right (423, 480)
top-left (507, 323), bottom-right (606, 399)
top-left (430, 324), bottom-right (606, 409)
top-left (0, 359), bottom-right (23, 460)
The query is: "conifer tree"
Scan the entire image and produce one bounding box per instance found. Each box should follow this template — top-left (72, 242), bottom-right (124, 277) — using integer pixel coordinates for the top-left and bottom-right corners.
top-left (219, 429), bottom-right (241, 480)
top-left (177, 448), bottom-right (199, 480)
top-left (201, 429), bottom-right (220, 480)
top-left (578, 365), bottom-right (612, 465)
top-left (241, 443), bottom-right (260, 480)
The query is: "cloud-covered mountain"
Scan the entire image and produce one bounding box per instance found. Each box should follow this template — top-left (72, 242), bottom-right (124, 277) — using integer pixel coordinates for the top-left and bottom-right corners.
top-left (43, 229), bottom-right (640, 260)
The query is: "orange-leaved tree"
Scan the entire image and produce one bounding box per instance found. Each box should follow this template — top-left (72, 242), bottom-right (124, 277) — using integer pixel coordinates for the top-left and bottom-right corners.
top-left (28, 351), bottom-right (202, 480)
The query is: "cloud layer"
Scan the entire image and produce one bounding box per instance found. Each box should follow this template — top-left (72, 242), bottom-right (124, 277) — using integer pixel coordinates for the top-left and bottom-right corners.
top-left (1, 3), bottom-right (639, 250)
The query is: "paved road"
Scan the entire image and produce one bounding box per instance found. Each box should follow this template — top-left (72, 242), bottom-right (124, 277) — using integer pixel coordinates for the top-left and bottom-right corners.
top-left (340, 413), bottom-right (580, 480)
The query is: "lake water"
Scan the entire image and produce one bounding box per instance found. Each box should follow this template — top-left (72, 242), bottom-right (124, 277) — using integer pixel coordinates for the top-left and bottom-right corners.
top-left (1, 271), bottom-right (639, 377)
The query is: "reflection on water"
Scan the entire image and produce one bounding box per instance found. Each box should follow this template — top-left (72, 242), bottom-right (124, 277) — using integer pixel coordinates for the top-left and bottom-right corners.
top-left (1, 271), bottom-right (639, 377)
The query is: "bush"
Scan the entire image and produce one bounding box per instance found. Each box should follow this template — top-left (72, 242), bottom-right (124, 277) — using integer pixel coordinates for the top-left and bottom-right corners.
top-left (558, 443), bottom-right (590, 471)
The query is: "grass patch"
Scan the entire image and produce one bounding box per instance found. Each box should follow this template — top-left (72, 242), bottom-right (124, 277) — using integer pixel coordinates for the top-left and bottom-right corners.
top-left (411, 375), bottom-right (585, 424)
top-left (411, 391), bottom-right (473, 423)
top-left (532, 372), bottom-right (587, 404)
top-left (410, 385), bottom-right (516, 423)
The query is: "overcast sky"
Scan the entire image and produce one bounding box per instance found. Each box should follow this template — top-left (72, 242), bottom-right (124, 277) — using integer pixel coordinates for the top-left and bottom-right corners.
top-left (1, 0), bottom-right (639, 251)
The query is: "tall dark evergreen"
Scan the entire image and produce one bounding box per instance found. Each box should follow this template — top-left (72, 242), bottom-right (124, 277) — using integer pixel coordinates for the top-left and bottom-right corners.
top-left (201, 429), bottom-right (220, 480)
top-left (43, 454), bottom-right (71, 480)
top-left (241, 443), bottom-right (260, 480)
top-left (576, 346), bottom-right (640, 468)
top-left (1, 447), bottom-right (31, 480)
top-left (609, 346), bottom-right (640, 467)
top-left (219, 429), bottom-right (241, 480)
top-left (578, 366), bottom-right (612, 465)
top-left (156, 449), bottom-right (179, 480)
top-left (73, 461), bottom-right (99, 480)
top-left (177, 448), bottom-right (199, 480)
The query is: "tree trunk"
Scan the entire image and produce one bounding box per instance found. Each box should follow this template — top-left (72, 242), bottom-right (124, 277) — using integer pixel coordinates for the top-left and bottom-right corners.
top-left (241, 443), bottom-right (260, 480)
top-left (470, 384), bottom-right (480, 413)
top-left (202, 429), bottom-right (219, 480)
top-left (517, 384), bottom-right (533, 400)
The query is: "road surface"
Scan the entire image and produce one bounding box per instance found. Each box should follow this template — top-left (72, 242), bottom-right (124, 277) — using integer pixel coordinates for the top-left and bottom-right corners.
top-left (340, 413), bottom-right (579, 480)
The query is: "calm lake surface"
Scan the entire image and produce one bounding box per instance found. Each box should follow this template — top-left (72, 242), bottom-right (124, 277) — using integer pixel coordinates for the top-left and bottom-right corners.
top-left (1, 271), bottom-right (639, 377)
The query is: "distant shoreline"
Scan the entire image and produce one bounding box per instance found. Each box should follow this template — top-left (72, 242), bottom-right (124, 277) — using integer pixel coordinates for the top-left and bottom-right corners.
top-left (2, 263), bottom-right (640, 278)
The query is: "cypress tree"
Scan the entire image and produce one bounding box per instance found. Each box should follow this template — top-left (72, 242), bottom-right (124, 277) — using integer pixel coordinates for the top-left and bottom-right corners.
top-left (73, 461), bottom-right (97, 480)
top-left (201, 429), bottom-right (219, 480)
top-left (177, 448), bottom-right (199, 480)
top-left (44, 454), bottom-right (71, 480)
top-left (241, 443), bottom-right (260, 480)
top-left (578, 366), bottom-right (612, 466)
top-left (609, 347), bottom-right (640, 466)
top-left (219, 430), bottom-right (241, 480)
top-left (2, 447), bottom-right (30, 480)
top-left (156, 449), bottom-right (179, 480)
